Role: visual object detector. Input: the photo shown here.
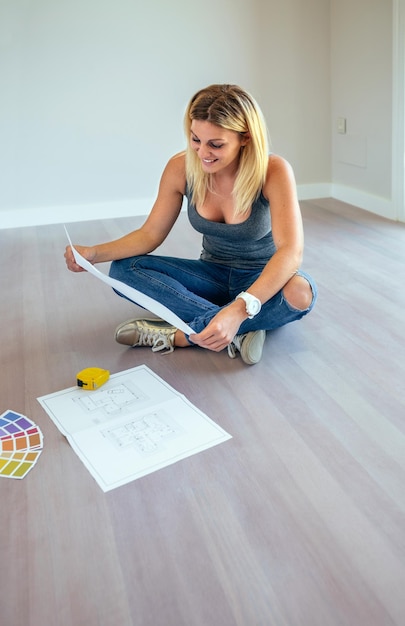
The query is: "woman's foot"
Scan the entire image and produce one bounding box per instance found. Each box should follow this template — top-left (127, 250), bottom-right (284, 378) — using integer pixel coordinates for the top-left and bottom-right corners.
top-left (115, 318), bottom-right (177, 353)
top-left (228, 330), bottom-right (266, 365)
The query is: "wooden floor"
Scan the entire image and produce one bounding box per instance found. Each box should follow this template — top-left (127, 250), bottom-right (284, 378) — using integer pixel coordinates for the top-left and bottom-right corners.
top-left (1, 198), bottom-right (405, 626)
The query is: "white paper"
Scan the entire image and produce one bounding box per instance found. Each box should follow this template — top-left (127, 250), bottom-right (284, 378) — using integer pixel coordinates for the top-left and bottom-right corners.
top-left (38, 365), bottom-right (231, 491)
top-left (64, 226), bottom-right (195, 335)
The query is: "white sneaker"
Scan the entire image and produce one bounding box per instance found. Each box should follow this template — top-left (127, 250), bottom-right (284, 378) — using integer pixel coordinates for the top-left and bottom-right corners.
top-left (228, 330), bottom-right (266, 365)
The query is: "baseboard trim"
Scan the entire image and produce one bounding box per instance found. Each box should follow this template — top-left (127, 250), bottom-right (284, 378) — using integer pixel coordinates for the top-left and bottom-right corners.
top-left (330, 184), bottom-right (394, 220)
top-left (297, 183), bottom-right (332, 200)
top-left (297, 183), bottom-right (395, 221)
top-left (0, 185), bottom-right (396, 229)
top-left (0, 198), bottom-right (155, 229)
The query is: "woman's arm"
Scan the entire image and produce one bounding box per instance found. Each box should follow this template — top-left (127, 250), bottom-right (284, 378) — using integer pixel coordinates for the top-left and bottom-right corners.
top-left (190, 155), bottom-right (304, 350)
top-left (65, 152), bottom-right (186, 272)
top-left (242, 154), bottom-right (304, 303)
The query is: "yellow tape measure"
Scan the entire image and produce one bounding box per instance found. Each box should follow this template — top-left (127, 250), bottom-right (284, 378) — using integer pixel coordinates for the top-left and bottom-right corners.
top-left (76, 367), bottom-right (110, 390)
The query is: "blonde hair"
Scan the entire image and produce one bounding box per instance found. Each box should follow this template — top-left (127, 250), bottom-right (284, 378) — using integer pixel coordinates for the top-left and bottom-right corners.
top-left (184, 84), bottom-right (269, 217)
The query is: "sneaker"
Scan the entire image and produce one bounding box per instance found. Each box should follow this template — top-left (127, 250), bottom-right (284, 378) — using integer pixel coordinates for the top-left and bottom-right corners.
top-left (227, 330), bottom-right (266, 365)
top-left (114, 318), bottom-right (177, 353)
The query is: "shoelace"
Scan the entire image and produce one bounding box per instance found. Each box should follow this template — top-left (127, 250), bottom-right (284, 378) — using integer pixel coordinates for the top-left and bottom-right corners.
top-left (227, 335), bottom-right (243, 359)
top-left (136, 328), bottom-right (175, 353)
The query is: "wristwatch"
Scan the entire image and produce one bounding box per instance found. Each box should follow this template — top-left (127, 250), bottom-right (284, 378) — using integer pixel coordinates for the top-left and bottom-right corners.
top-left (235, 291), bottom-right (262, 319)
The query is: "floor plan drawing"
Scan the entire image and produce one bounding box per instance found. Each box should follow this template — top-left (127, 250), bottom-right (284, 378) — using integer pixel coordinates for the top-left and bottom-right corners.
top-left (101, 410), bottom-right (183, 454)
top-left (74, 382), bottom-right (148, 422)
top-left (38, 365), bottom-right (231, 491)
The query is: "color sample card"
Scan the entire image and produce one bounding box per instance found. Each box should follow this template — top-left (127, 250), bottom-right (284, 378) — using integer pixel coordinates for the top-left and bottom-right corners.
top-left (0, 410), bottom-right (44, 479)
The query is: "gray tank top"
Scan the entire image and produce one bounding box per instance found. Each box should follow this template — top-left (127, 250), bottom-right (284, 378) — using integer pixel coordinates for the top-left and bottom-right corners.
top-left (186, 187), bottom-right (276, 268)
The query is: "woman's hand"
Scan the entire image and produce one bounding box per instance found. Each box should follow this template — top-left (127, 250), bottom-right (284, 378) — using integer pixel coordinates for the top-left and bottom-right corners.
top-left (189, 301), bottom-right (247, 352)
top-left (64, 245), bottom-right (96, 273)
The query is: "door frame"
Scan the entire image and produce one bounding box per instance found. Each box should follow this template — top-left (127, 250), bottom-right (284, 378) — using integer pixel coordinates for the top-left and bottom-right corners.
top-left (392, 0), bottom-right (405, 222)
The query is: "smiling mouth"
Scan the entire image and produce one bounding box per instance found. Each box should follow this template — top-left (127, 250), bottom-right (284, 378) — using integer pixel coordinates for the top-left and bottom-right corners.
top-left (202, 158), bottom-right (217, 163)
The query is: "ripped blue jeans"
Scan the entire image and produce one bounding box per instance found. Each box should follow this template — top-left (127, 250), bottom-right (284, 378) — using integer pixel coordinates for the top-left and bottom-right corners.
top-left (109, 255), bottom-right (317, 338)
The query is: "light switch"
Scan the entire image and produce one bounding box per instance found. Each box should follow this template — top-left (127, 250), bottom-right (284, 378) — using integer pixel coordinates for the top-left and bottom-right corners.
top-left (337, 117), bottom-right (347, 134)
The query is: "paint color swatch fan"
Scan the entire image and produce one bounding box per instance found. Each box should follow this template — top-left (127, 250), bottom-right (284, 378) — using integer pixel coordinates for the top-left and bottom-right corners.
top-left (0, 410), bottom-right (44, 479)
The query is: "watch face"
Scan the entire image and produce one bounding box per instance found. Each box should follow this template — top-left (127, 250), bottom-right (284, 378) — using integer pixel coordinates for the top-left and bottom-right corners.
top-left (248, 299), bottom-right (261, 315)
top-left (236, 292), bottom-right (261, 317)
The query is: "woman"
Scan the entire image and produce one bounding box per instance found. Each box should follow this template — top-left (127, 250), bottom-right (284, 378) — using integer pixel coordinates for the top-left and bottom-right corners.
top-left (65, 84), bottom-right (317, 365)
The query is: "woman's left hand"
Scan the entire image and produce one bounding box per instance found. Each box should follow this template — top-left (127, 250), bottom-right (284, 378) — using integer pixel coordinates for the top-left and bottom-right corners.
top-left (189, 303), bottom-right (246, 352)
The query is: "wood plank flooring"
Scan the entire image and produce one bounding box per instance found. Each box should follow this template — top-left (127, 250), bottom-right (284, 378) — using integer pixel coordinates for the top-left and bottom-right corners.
top-left (1, 198), bottom-right (405, 626)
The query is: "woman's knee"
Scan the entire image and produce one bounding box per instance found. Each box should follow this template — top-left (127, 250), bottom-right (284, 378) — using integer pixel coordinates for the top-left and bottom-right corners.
top-left (283, 274), bottom-right (314, 311)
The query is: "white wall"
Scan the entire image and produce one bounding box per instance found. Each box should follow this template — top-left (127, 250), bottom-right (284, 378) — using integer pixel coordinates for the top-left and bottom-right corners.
top-left (330, 0), bottom-right (394, 218)
top-left (1, 0), bottom-right (333, 227)
top-left (0, 0), bottom-right (263, 226)
top-left (0, 0), bottom-right (397, 227)
top-left (258, 0), bottom-right (331, 196)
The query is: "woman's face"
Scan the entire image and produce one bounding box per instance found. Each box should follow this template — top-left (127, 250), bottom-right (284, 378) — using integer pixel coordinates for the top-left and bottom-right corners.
top-left (190, 120), bottom-right (248, 175)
